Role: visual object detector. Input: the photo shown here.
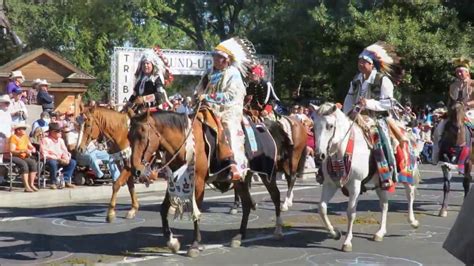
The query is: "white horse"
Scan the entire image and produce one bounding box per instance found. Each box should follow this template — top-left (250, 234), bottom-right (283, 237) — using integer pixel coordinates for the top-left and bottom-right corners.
top-left (310, 103), bottom-right (419, 252)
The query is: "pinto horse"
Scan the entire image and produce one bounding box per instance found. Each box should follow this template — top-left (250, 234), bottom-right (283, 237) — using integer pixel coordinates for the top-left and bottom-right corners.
top-left (77, 106), bottom-right (149, 222)
top-left (435, 102), bottom-right (472, 217)
top-left (311, 103), bottom-right (419, 252)
top-left (129, 109), bottom-right (282, 258)
top-left (230, 117), bottom-right (308, 214)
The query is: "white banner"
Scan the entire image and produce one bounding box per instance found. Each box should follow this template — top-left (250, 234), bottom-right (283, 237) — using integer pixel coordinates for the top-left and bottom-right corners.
top-left (110, 47), bottom-right (274, 104)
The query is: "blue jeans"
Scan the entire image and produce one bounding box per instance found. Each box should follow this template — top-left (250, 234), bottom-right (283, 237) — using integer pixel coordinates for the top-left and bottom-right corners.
top-left (422, 143), bottom-right (433, 163)
top-left (86, 150), bottom-right (120, 181)
top-left (46, 159), bottom-right (77, 184)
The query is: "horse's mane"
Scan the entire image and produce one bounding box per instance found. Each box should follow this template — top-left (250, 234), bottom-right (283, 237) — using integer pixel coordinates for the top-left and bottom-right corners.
top-left (88, 106), bottom-right (129, 133)
top-left (317, 102), bottom-right (337, 116)
top-left (131, 110), bottom-right (189, 133)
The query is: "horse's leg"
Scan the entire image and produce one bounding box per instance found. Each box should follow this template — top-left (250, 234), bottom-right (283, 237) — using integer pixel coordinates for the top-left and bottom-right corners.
top-left (187, 173), bottom-right (205, 258)
top-left (403, 183), bottom-right (420, 228)
top-left (161, 191), bottom-right (180, 253)
top-left (342, 179), bottom-right (361, 252)
top-left (374, 186), bottom-right (389, 241)
top-left (231, 179), bottom-right (253, 248)
top-left (439, 165), bottom-right (451, 217)
top-left (319, 181), bottom-right (341, 240)
top-left (106, 169), bottom-right (129, 222)
top-left (229, 187), bottom-right (241, 215)
top-left (125, 171), bottom-right (139, 219)
top-left (281, 171), bottom-right (295, 212)
top-left (463, 160), bottom-right (472, 197)
top-left (261, 174), bottom-right (283, 239)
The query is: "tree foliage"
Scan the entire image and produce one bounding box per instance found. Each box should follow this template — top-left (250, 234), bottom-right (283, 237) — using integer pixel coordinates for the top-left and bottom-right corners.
top-left (1, 0), bottom-right (472, 107)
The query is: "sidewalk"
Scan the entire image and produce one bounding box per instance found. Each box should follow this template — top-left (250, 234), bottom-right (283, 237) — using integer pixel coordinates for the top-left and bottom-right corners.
top-left (0, 180), bottom-right (168, 208)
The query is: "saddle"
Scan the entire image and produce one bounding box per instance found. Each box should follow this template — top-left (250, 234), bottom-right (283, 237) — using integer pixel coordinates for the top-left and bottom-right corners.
top-left (196, 106), bottom-right (233, 161)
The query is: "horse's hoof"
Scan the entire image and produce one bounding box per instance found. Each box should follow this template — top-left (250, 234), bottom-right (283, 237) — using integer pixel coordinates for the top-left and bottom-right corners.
top-left (273, 232), bottom-right (283, 240)
top-left (230, 239), bottom-right (241, 248)
top-left (410, 220), bottom-right (420, 229)
top-left (331, 228), bottom-right (342, 240)
top-left (167, 239), bottom-right (181, 253)
top-left (229, 208), bottom-right (238, 215)
top-left (125, 210), bottom-right (137, 219)
top-left (439, 209), bottom-right (448, 217)
top-left (342, 244), bottom-right (352, 252)
top-left (281, 204), bottom-right (289, 212)
top-left (373, 234), bottom-right (384, 242)
top-left (106, 213), bottom-right (115, 223)
top-left (187, 248), bottom-right (200, 258)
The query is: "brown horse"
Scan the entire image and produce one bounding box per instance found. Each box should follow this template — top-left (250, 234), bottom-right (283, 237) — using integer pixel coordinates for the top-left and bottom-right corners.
top-left (230, 116), bottom-right (308, 213)
top-left (437, 102), bottom-right (472, 217)
top-left (129, 110), bottom-right (282, 258)
top-left (77, 106), bottom-right (150, 222)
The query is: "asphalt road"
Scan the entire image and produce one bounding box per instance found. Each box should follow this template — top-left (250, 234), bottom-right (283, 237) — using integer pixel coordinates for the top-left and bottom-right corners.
top-left (0, 164), bottom-right (465, 265)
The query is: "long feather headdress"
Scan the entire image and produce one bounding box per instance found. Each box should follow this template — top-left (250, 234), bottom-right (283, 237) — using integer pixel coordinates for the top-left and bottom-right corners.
top-left (214, 37), bottom-right (256, 79)
top-left (359, 41), bottom-right (403, 82)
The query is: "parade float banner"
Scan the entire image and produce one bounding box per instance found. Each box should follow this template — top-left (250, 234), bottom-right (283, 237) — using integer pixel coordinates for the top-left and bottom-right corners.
top-left (111, 47), bottom-right (274, 104)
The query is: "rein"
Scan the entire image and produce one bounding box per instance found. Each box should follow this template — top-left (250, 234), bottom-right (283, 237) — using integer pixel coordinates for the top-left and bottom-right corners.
top-left (326, 107), bottom-right (359, 157)
top-left (142, 101), bottom-right (203, 173)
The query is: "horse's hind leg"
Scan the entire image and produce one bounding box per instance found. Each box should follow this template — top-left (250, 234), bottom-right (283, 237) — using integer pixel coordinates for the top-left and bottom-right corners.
top-left (439, 165), bottom-right (451, 217)
top-left (161, 192), bottom-right (180, 253)
top-left (374, 187), bottom-right (388, 242)
top-left (187, 174), bottom-right (205, 258)
top-left (261, 174), bottom-right (283, 239)
top-left (231, 180), bottom-right (252, 248)
top-left (106, 169), bottom-right (130, 222)
top-left (229, 187), bottom-right (241, 215)
top-left (404, 183), bottom-right (419, 228)
top-left (463, 161), bottom-right (472, 197)
top-left (319, 181), bottom-right (341, 240)
top-left (342, 179), bottom-right (361, 252)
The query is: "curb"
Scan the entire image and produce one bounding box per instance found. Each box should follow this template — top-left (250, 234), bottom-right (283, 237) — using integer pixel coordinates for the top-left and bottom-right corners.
top-left (0, 180), bottom-right (168, 208)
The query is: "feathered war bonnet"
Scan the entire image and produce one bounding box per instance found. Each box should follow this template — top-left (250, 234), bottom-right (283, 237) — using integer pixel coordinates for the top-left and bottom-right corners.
top-left (213, 37), bottom-right (256, 79)
top-left (359, 41), bottom-right (403, 83)
top-left (135, 46), bottom-right (173, 86)
top-left (452, 57), bottom-right (472, 73)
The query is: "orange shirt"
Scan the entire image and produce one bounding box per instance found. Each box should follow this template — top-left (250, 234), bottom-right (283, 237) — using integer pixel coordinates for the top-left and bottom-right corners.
top-left (9, 134), bottom-right (30, 159)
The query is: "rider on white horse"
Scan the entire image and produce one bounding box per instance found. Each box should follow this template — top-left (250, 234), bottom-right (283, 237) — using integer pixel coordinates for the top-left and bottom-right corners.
top-left (343, 41), bottom-right (403, 189)
top-left (432, 57), bottom-right (474, 164)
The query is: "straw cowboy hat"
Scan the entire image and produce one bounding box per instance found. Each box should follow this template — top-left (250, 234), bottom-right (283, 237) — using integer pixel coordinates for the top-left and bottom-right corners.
top-left (38, 79), bottom-right (50, 86)
top-left (9, 70), bottom-right (25, 82)
top-left (0, 94), bottom-right (11, 103)
top-left (12, 122), bottom-right (30, 130)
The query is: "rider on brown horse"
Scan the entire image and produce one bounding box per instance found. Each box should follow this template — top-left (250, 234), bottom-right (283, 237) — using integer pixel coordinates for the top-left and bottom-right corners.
top-left (244, 64), bottom-right (280, 122)
top-left (195, 37), bottom-right (256, 182)
top-left (432, 57), bottom-right (474, 164)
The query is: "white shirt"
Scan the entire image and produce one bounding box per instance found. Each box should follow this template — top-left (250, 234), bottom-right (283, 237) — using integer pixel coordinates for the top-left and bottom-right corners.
top-left (0, 108), bottom-right (12, 154)
top-left (8, 99), bottom-right (28, 123)
top-left (343, 69), bottom-right (394, 114)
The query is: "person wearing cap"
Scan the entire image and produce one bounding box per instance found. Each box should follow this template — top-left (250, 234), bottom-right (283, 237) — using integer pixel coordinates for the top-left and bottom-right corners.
top-left (36, 79), bottom-right (54, 113)
top-left (196, 37), bottom-right (256, 181)
top-left (9, 87), bottom-right (28, 123)
top-left (5, 70), bottom-right (25, 97)
top-left (30, 111), bottom-right (50, 139)
top-left (432, 58), bottom-right (473, 164)
top-left (9, 122), bottom-right (38, 192)
top-left (40, 123), bottom-right (77, 189)
top-left (127, 47), bottom-right (173, 110)
top-left (342, 42), bottom-right (403, 189)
